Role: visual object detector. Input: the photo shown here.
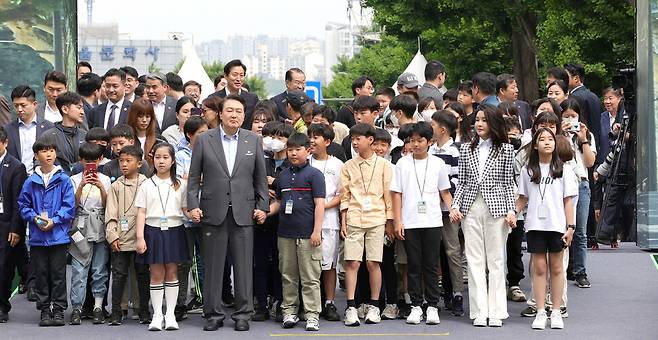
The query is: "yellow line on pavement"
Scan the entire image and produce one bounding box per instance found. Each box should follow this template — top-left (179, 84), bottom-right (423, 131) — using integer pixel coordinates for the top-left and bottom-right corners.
top-left (270, 334), bottom-right (450, 337)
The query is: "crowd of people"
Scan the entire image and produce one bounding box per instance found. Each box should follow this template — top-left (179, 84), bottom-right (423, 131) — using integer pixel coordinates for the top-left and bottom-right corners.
top-left (0, 58), bottom-right (628, 333)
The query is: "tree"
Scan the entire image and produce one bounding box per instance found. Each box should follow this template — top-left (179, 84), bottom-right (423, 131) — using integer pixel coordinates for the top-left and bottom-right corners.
top-left (172, 57), bottom-right (185, 73)
top-left (245, 76), bottom-right (268, 99)
top-left (350, 0), bottom-right (635, 101)
top-left (148, 62), bottom-right (161, 74)
top-left (203, 61), bottom-right (224, 83)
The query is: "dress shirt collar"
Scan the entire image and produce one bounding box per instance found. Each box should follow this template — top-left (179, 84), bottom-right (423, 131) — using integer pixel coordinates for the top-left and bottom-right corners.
top-left (478, 137), bottom-right (492, 149)
top-left (570, 84), bottom-right (584, 94)
top-left (18, 116), bottom-right (37, 127)
top-left (356, 152), bottom-right (377, 164)
top-left (108, 97), bottom-right (125, 109)
top-left (436, 138), bottom-right (455, 152)
top-left (220, 125), bottom-right (239, 141)
top-left (153, 96), bottom-right (166, 106)
top-left (0, 150), bottom-right (6, 165)
top-left (290, 161), bottom-right (309, 171)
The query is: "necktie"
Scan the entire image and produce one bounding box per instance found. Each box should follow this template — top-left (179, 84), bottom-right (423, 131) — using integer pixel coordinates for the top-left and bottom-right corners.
top-left (107, 104), bottom-right (118, 130)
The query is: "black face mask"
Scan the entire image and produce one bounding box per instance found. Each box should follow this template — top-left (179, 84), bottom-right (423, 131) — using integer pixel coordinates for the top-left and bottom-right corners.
top-left (510, 137), bottom-right (522, 150)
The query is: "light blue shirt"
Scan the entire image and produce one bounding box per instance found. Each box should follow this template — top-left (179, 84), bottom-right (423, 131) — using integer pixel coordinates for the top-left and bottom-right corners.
top-left (175, 138), bottom-right (191, 180)
top-left (18, 118), bottom-right (37, 174)
top-left (220, 125), bottom-right (239, 175)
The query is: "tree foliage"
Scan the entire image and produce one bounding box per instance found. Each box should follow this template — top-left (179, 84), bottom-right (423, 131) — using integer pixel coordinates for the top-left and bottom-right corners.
top-left (246, 76), bottom-right (268, 99)
top-left (326, 0), bottom-right (635, 100)
top-left (203, 61), bottom-right (225, 83)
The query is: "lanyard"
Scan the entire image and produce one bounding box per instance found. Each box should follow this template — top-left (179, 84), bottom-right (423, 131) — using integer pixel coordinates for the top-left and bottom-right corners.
top-left (412, 157), bottom-right (429, 200)
top-left (120, 177), bottom-right (140, 216)
top-left (151, 178), bottom-right (171, 216)
top-left (310, 156), bottom-right (329, 175)
top-left (358, 156), bottom-right (378, 195)
top-left (0, 160), bottom-right (4, 196)
top-left (538, 177), bottom-right (551, 203)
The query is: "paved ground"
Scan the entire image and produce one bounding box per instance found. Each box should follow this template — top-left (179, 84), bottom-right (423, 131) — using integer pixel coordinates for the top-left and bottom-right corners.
top-left (1, 243), bottom-right (656, 340)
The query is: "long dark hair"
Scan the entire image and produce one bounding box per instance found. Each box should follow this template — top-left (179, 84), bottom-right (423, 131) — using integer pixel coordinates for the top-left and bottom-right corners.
top-left (447, 102), bottom-right (472, 142)
top-left (526, 128), bottom-right (563, 184)
top-left (469, 104), bottom-right (507, 153)
top-left (151, 142), bottom-right (181, 190)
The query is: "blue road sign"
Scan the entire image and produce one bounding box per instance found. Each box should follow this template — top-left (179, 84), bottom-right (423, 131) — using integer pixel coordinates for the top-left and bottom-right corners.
top-left (306, 81), bottom-right (322, 104)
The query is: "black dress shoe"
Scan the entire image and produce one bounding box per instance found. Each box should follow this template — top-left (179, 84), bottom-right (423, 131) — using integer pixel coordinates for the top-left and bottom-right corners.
top-left (234, 319), bottom-right (249, 331)
top-left (203, 318), bottom-right (223, 331)
top-left (0, 311), bottom-right (8, 323)
top-left (39, 309), bottom-right (52, 327)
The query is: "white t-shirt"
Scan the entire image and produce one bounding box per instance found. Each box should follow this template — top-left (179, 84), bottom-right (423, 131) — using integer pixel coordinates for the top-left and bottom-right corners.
top-left (390, 154), bottom-right (451, 229)
top-left (135, 176), bottom-right (188, 227)
top-left (519, 163), bottom-right (578, 233)
top-left (309, 155), bottom-right (343, 230)
top-left (71, 172), bottom-right (112, 211)
top-left (565, 132), bottom-right (597, 180)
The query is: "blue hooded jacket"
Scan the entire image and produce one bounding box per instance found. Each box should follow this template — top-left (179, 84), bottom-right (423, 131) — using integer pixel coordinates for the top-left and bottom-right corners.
top-left (18, 166), bottom-right (76, 246)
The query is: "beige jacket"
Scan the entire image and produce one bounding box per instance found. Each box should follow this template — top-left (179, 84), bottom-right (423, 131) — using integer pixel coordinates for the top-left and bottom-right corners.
top-left (105, 174), bottom-right (147, 251)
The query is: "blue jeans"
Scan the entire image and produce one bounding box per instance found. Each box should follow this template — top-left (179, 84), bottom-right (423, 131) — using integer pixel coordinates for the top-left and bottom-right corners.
top-left (571, 181), bottom-right (590, 276)
top-left (70, 242), bottom-right (110, 309)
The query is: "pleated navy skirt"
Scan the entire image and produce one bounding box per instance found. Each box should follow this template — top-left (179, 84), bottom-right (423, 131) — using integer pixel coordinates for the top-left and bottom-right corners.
top-left (136, 225), bottom-right (189, 264)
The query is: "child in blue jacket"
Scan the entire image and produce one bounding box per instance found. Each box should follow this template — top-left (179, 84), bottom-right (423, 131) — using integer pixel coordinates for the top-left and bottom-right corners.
top-left (18, 136), bottom-right (76, 327)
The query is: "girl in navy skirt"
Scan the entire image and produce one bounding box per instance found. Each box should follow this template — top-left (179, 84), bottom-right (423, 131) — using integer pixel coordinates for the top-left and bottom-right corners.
top-left (136, 143), bottom-right (190, 331)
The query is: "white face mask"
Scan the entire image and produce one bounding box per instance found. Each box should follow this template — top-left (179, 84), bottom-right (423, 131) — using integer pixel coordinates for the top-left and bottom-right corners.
top-left (389, 109), bottom-right (399, 127)
top-left (421, 110), bottom-right (435, 122)
top-left (270, 138), bottom-right (286, 153)
top-left (262, 136), bottom-right (273, 151)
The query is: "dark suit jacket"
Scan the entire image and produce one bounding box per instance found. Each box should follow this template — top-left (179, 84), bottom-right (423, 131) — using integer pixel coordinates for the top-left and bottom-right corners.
top-left (515, 100), bottom-right (533, 131)
top-left (570, 86), bottom-right (602, 146)
top-left (270, 91), bottom-right (288, 121)
top-left (87, 99), bottom-right (131, 130)
top-left (158, 96), bottom-right (178, 133)
top-left (336, 102), bottom-right (356, 128)
top-left (340, 136), bottom-right (355, 161)
top-left (0, 153), bottom-right (28, 235)
top-left (4, 118), bottom-right (55, 169)
top-left (187, 127), bottom-right (268, 226)
top-left (208, 89), bottom-right (259, 130)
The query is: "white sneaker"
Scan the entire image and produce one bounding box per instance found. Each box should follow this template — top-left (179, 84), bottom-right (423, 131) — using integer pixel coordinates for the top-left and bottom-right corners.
top-left (406, 306), bottom-right (423, 324)
top-left (305, 317), bottom-right (319, 331)
top-left (282, 314), bottom-right (299, 329)
top-left (344, 307), bottom-right (360, 326)
top-left (149, 313), bottom-right (163, 331)
top-left (550, 310), bottom-right (564, 329)
top-left (164, 314), bottom-right (179, 330)
top-left (425, 306), bottom-right (440, 325)
top-left (488, 318), bottom-right (502, 327)
top-left (532, 310), bottom-right (548, 330)
top-left (357, 304), bottom-right (368, 319)
top-left (364, 305), bottom-right (381, 324)
top-left (473, 317), bottom-right (487, 327)
top-left (381, 304), bottom-right (398, 320)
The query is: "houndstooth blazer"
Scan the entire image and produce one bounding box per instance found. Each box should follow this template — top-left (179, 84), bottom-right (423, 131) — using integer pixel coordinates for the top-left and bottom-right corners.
top-left (452, 141), bottom-right (516, 218)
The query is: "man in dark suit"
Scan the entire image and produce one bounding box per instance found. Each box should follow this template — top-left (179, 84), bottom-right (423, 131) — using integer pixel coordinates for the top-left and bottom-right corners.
top-left (77, 73), bottom-right (102, 119)
top-left (6, 86), bottom-right (55, 175)
top-left (144, 73), bottom-right (177, 132)
top-left (496, 74), bottom-right (532, 130)
top-left (0, 126), bottom-right (29, 323)
top-left (208, 60), bottom-right (259, 130)
top-left (87, 68), bottom-right (132, 130)
top-left (335, 76), bottom-right (376, 128)
top-left (187, 94), bottom-right (268, 332)
top-left (271, 68), bottom-right (306, 121)
top-left (565, 63), bottom-right (603, 146)
top-left (36, 71), bottom-right (68, 124)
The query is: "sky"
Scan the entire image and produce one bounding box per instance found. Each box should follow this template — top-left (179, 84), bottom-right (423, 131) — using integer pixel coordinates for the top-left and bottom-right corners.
top-left (78, 0), bottom-right (369, 42)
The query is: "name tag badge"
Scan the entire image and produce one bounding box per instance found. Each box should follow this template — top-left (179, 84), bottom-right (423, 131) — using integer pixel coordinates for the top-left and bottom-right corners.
top-left (0, 195), bottom-right (4, 214)
top-left (77, 216), bottom-right (87, 230)
top-left (538, 202), bottom-right (548, 220)
top-left (285, 200), bottom-right (294, 215)
top-left (362, 198), bottom-right (372, 212)
top-left (71, 231), bottom-right (85, 243)
top-left (160, 217), bottom-right (169, 231)
top-left (417, 201), bottom-right (427, 214)
top-left (120, 217), bottom-right (129, 232)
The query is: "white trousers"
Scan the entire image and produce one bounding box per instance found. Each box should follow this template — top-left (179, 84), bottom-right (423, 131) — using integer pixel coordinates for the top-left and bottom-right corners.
top-left (462, 193), bottom-right (509, 320)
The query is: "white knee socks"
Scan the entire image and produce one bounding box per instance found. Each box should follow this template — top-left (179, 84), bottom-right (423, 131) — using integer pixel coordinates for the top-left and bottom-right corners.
top-left (164, 281), bottom-right (179, 317)
top-left (150, 284), bottom-right (164, 315)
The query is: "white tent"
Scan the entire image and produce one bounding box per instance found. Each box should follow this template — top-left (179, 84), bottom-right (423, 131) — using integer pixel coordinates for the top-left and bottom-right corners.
top-left (391, 49), bottom-right (427, 92)
top-left (177, 46), bottom-right (215, 101)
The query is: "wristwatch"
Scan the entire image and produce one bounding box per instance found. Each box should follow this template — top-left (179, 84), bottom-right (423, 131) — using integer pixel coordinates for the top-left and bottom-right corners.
top-left (567, 224), bottom-right (576, 230)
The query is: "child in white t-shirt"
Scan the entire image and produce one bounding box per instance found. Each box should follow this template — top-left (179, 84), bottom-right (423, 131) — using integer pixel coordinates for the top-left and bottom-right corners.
top-left (391, 122), bottom-right (452, 325)
top-left (515, 128), bottom-right (577, 330)
top-left (307, 124), bottom-right (343, 321)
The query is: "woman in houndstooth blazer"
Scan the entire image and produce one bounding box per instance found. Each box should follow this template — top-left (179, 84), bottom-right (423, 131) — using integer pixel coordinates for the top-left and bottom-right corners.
top-left (450, 104), bottom-right (517, 327)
